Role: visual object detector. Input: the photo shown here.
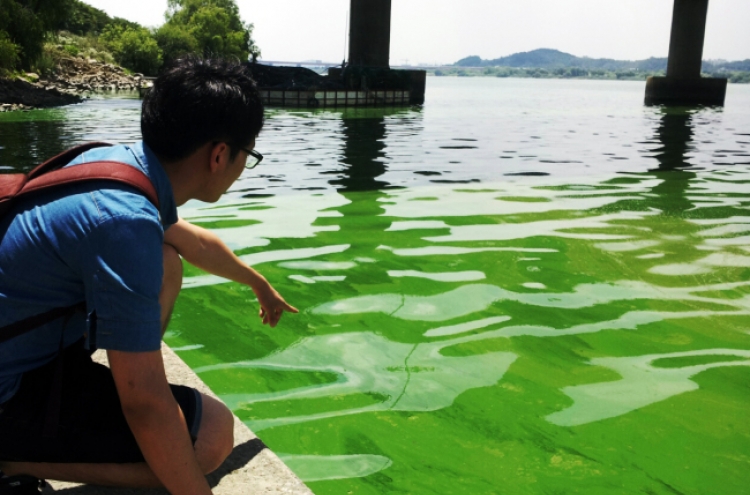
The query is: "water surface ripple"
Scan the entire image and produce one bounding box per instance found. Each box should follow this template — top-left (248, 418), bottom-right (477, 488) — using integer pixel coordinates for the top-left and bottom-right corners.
top-left (2, 79), bottom-right (749, 495)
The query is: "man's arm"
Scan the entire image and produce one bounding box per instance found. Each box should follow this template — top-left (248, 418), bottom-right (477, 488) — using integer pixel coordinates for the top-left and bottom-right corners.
top-left (163, 218), bottom-right (298, 327)
top-left (108, 349), bottom-right (213, 495)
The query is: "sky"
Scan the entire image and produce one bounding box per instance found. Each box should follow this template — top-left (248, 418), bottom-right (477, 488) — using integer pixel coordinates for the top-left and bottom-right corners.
top-left (83, 0), bottom-right (750, 65)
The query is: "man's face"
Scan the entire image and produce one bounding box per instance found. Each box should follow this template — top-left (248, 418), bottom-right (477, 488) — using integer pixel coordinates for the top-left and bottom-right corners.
top-left (205, 139), bottom-right (256, 203)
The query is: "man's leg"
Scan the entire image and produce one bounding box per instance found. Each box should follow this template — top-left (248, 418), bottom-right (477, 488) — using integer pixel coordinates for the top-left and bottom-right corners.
top-left (0, 245), bottom-right (234, 487)
top-left (0, 394), bottom-right (233, 487)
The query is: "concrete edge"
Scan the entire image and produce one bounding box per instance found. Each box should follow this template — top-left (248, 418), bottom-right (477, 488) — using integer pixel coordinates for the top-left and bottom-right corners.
top-left (44, 344), bottom-right (313, 495)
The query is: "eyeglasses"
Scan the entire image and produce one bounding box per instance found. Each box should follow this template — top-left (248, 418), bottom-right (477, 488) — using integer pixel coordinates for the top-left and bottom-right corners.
top-left (241, 148), bottom-right (263, 169)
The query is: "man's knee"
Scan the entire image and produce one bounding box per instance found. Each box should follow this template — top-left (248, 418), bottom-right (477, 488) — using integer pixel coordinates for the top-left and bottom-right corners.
top-left (195, 394), bottom-right (234, 474)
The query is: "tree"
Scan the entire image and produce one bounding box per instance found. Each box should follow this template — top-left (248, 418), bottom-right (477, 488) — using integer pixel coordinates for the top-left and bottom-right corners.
top-left (0, 30), bottom-right (21, 73)
top-left (100, 24), bottom-right (162, 76)
top-left (0, 0), bottom-right (72, 69)
top-left (154, 23), bottom-right (198, 65)
top-left (56, 0), bottom-right (110, 35)
top-left (162, 0), bottom-right (259, 61)
top-left (455, 55), bottom-right (483, 67)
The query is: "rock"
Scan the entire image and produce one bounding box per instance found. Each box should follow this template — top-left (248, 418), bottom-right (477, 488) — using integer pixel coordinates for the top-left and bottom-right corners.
top-left (25, 73), bottom-right (40, 82)
top-left (0, 77), bottom-right (81, 109)
top-left (1, 57), bottom-right (143, 110)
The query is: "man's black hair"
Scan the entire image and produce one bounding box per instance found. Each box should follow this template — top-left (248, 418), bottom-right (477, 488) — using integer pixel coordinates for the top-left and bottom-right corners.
top-left (141, 56), bottom-right (264, 162)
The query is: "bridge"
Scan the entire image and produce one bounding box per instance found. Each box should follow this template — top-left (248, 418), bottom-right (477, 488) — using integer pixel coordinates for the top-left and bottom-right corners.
top-left (645, 0), bottom-right (727, 105)
top-left (348, 0), bottom-right (727, 106)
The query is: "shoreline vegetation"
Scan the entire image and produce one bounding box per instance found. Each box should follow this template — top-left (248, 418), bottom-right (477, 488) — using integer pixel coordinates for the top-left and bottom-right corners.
top-left (433, 49), bottom-right (750, 83)
top-left (428, 66), bottom-right (750, 84)
top-left (2, 4), bottom-right (749, 112)
top-left (0, 0), bottom-right (258, 111)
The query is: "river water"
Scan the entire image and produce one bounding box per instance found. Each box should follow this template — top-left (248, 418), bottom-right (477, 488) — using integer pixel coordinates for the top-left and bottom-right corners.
top-left (2, 78), bottom-right (750, 494)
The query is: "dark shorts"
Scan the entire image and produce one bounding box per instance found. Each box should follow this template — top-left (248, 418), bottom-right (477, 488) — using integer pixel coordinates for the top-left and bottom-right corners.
top-left (0, 340), bottom-right (203, 464)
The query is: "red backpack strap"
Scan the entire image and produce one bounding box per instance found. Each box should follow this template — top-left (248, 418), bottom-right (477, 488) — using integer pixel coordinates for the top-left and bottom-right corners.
top-left (0, 174), bottom-right (27, 203)
top-left (27, 142), bottom-right (114, 180)
top-left (20, 161), bottom-right (160, 209)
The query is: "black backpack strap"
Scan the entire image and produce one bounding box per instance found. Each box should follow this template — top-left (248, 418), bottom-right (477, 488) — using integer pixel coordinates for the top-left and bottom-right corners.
top-left (0, 303), bottom-right (86, 344)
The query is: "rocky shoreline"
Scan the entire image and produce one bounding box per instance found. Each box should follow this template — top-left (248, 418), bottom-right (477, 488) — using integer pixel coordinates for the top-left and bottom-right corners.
top-left (0, 57), bottom-right (150, 112)
top-left (0, 78), bottom-right (81, 111)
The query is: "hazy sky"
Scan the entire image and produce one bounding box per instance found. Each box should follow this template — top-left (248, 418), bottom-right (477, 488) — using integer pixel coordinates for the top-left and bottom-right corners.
top-left (84, 0), bottom-right (750, 64)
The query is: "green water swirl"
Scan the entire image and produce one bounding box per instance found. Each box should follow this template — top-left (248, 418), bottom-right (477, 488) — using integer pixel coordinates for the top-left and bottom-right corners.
top-left (3, 79), bottom-right (750, 494)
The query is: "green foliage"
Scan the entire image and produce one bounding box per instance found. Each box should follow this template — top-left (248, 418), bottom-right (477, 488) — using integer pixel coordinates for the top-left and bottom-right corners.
top-left (162, 0), bottom-right (259, 61)
top-left (494, 68), bottom-right (511, 78)
top-left (458, 49), bottom-right (660, 72)
top-left (33, 48), bottom-right (56, 75)
top-left (63, 44), bottom-right (79, 57)
top-left (100, 24), bottom-right (162, 75)
top-left (154, 23), bottom-right (198, 64)
top-left (426, 66), bottom-right (674, 82)
top-left (456, 50), bottom-right (750, 82)
top-left (0, 0), bottom-right (264, 77)
top-left (454, 55), bottom-right (482, 67)
top-left (0, 0), bottom-right (72, 69)
top-left (0, 30), bottom-right (21, 73)
top-left (57, 0), bottom-right (111, 35)
top-left (108, 16), bottom-right (143, 32)
top-left (56, 0), bottom-right (142, 36)
top-left (568, 67), bottom-right (588, 78)
top-left (189, 6), bottom-right (243, 58)
top-left (728, 72), bottom-right (750, 84)
top-left (53, 31), bottom-right (114, 63)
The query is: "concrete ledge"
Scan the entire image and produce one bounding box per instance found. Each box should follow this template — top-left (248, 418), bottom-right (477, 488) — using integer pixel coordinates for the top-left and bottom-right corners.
top-left (645, 76), bottom-right (727, 106)
top-left (43, 344), bottom-right (313, 495)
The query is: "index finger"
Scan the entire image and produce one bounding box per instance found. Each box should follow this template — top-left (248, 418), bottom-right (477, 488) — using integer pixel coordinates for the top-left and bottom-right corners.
top-left (282, 302), bottom-right (299, 314)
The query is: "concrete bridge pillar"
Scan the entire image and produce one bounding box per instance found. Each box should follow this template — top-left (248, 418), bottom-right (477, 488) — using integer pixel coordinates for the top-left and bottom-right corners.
top-left (666, 0), bottom-right (708, 79)
top-left (349, 0), bottom-right (392, 68)
top-left (331, 0), bottom-right (426, 104)
top-left (645, 0), bottom-right (727, 105)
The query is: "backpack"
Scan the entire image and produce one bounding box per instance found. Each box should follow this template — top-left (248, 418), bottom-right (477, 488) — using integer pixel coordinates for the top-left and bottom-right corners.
top-left (0, 142), bottom-right (160, 343)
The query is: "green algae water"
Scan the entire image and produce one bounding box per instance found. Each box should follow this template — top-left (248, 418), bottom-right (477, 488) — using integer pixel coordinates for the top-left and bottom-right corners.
top-left (2, 79), bottom-right (750, 494)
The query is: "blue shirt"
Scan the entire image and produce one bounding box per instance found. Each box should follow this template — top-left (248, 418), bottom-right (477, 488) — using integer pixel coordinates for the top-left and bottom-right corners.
top-left (0, 142), bottom-right (178, 404)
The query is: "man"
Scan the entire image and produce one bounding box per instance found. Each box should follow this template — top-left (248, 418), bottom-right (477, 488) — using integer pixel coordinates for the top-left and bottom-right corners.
top-left (0, 56), bottom-right (296, 494)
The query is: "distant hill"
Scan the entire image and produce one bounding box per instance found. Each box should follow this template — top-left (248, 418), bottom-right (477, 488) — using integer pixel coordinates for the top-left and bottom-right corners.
top-left (454, 48), bottom-right (750, 73)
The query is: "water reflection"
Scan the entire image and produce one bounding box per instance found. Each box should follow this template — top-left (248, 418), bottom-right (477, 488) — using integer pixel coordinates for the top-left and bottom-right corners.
top-left (186, 162), bottom-right (750, 452)
top-left (0, 118), bottom-right (71, 172)
top-left (196, 331), bottom-right (518, 432)
top-left (329, 114), bottom-right (389, 192)
top-left (0, 96), bottom-right (141, 173)
top-left (646, 107), bottom-right (698, 218)
top-left (179, 101), bottom-right (750, 450)
top-left (2, 82), bottom-right (750, 492)
top-left (651, 108), bottom-right (696, 171)
top-left (547, 349), bottom-right (750, 426)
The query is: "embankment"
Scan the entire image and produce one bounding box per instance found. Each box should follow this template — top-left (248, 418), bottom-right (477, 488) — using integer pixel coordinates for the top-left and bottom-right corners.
top-left (1, 57), bottom-right (148, 112)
